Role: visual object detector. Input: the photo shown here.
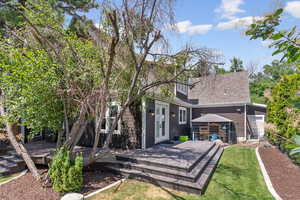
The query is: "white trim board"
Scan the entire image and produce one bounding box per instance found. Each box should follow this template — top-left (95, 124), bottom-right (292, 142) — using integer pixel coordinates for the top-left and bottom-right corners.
top-left (0, 170), bottom-right (28, 186)
top-left (84, 178), bottom-right (126, 198)
top-left (141, 98), bottom-right (147, 149)
top-left (178, 106), bottom-right (187, 125)
top-left (255, 147), bottom-right (282, 200)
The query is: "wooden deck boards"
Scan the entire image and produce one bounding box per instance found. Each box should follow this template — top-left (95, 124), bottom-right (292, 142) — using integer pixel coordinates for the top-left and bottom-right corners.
top-left (116, 141), bottom-right (214, 171)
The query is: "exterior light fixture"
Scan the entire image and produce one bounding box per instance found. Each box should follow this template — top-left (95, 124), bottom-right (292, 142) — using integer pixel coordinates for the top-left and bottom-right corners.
top-left (148, 109), bottom-right (155, 116)
top-left (171, 112), bottom-right (176, 118)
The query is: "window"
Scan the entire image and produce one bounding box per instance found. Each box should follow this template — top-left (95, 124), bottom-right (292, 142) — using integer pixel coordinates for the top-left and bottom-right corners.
top-left (179, 107), bottom-right (187, 124)
top-left (101, 103), bottom-right (120, 133)
top-left (177, 82), bottom-right (188, 95)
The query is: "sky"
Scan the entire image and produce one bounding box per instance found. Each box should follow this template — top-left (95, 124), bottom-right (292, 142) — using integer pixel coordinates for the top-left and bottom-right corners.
top-left (168, 0), bottom-right (300, 71)
top-left (86, 0), bottom-right (300, 71)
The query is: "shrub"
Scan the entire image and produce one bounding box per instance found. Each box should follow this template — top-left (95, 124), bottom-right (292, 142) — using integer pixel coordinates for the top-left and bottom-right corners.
top-left (48, 147), bottom-right (83, 193)
top-left (267, 74), bottom-right (300, 142)
top-left (266, 73), bottom-right (300, 164)
top-left (264, 123), bottom-right (279, 144)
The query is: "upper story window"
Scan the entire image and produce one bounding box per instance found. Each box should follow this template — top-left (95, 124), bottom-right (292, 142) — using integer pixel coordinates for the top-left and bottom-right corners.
top-left (179, 107), bottom-right (187, 125)
top-left (177, 82), bottom-right (188, 95)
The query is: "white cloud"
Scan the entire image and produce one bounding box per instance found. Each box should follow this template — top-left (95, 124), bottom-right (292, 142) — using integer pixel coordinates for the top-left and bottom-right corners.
top-left (261, 40), bottom-right (273, 47)
top-left (175, 20), bottom-right (213, 35)
top-left (285, 1), bottom-right (300, 18)
top-left (216, 16), bottom-right (263, 30)
top-left (215, 0), bottom-right (245, 19)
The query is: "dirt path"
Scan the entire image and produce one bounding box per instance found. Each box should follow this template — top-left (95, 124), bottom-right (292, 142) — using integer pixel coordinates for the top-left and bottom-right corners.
top-left (259, 146), bottom-right (300, 200)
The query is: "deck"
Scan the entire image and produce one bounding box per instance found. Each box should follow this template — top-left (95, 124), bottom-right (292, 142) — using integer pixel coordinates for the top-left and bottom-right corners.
top-left (116, 141), bottom-right (215, 171)
top-left (24, 141), bottom-right (97, 165)
top-left (3, 140), bottom-right (223, 194)
top-left (98, 141), bottom-right (223, 194)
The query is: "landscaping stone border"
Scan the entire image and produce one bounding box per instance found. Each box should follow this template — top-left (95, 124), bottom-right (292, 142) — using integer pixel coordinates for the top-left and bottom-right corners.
top-left (0, 170), bottom-right (28, 186)
top-left (84, 178), bottom-right (126, 199)
top-left (255, 147), bottom-right (282, 200)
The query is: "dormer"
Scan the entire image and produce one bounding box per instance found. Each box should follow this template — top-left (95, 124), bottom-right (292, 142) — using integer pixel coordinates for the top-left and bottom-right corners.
top-left (175, 79), bottom-right (189, 101)
top-left (176, 82), bottom-right (188, 95)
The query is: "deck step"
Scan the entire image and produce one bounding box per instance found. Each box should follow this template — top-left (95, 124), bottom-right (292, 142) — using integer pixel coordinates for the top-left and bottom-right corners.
top-left (130, 145), bottom-right (220, 182)
top-left (197, 147), bottom-right (224, 191)
top-left (116, 142), bottom-right (216, 173)
top-left (107, 145), bottom-right (224, 194)
top-left (0, 151), bottom-right (26, 177)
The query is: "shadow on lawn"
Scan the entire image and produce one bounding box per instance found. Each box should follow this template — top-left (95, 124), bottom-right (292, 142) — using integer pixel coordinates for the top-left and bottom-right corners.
top-left (216, 163), bottom-right (249, 178)
top-left (213, 179), bottom-right (259, 200)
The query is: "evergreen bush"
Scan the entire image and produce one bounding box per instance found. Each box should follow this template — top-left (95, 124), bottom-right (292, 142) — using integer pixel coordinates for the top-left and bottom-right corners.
top-left (48, 147), bottom-right (83, 193)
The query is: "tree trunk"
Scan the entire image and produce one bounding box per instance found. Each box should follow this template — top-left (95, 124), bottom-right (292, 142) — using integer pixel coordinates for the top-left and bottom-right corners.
top-left (63, 106), bottom-right (87, 151)
top-left (0, 95), bottom-right (40, 179)
top-left (88, 99), bottom-right (107, 163)
top-left (63, 101), bottom-right (70, 139)
top-left (69, 120), bottom-right (88, 151)
top-left (56, 128), bottom-right (64, 147)
top-left (6, 122), bottom-right (40, 179)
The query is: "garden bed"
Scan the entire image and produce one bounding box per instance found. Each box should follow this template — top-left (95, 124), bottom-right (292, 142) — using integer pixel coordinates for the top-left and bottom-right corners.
top-left (0, 166), bottom-right (121, 200)
top-left (259, 146), bottom-right (300, 200)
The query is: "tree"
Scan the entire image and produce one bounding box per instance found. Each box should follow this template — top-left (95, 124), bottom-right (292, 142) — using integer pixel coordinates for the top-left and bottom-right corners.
top-left (229, 57), bottom-right (244, 72)
top-left (246, 8), bottom-right (300, 162)
top-left (214, 65), bottom-right (228, 74)
top-left (263, 60), bottom-right (297, 81)
top-left (246, 8), bottom-right (300, 63)
top-left (0, 0), bottom-right (97, 178)
top-left (0, 0), bottom-right (220, 170)
top-left (249, 60), bottom-right (297, 103)
top-left (246, 8), bottom-right (300, 104)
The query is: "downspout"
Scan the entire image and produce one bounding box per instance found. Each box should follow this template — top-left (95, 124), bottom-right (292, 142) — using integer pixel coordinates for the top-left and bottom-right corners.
top-left (244, 104), bottom-right (247, 141)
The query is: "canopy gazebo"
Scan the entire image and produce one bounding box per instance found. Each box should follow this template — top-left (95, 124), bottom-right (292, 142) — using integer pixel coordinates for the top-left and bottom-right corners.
top-left (191, 114), bottom-right (232, 143)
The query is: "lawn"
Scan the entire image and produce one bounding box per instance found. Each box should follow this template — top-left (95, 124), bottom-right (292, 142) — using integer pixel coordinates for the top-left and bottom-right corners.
top-left (0, 173), bottom-right (19, 183)
top-left (88, 146), bottom-right (274, 200)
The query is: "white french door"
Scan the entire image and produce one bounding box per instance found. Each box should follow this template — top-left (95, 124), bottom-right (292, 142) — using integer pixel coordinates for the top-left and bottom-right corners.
top-left (155, 101), bottom-right (169, 143)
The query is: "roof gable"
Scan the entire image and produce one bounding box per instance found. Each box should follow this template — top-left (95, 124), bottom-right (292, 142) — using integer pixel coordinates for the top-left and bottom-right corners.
top-left (188, 72), bottom-right (251, 105)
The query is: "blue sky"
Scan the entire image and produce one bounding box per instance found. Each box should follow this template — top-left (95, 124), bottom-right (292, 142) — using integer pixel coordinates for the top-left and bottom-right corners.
top-left (86, 0), bottom-right (300, 71)
top-left (167, 0), bottom-right (300, 71)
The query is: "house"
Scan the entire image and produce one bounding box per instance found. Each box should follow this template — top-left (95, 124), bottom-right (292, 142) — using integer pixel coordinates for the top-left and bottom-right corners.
top-left (138, 71), bottom-right (266, 148)
top-left (79, 71), bottom-right (266, 149)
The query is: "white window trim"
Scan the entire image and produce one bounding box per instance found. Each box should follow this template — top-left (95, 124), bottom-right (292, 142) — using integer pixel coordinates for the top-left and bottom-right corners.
top-left (177, 83), bottom-right (188, 95)
top-left (179, 107), bottom-right (187, 125)
top-left (100, 102), bottom-right (121, 134)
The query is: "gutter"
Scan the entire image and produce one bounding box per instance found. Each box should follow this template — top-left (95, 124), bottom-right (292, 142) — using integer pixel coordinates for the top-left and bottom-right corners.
top-left (145, 95), bottom-right (267, 109)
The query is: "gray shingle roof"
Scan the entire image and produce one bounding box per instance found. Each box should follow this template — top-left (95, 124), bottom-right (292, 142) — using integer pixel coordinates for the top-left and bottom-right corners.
top-left (192, 114), bottom-right (232, 123)
top-left (188, 71), bottom-right (251, 105)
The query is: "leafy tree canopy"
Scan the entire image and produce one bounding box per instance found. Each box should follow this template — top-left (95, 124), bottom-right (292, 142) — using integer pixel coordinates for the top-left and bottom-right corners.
top-left (246, 8), bottom-right (300, 63)
top-left (230, 57), bottom-right (245, 72)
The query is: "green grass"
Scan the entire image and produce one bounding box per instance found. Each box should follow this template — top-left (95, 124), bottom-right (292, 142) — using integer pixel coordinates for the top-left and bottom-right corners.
top-left (0, 173), bottom-right (19, 183)
top-left (88, 146), bottom-right (274, 200)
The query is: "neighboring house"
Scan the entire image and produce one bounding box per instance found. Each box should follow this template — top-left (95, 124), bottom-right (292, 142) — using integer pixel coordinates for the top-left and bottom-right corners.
top-left (78, 71), bottom-right (266, 149)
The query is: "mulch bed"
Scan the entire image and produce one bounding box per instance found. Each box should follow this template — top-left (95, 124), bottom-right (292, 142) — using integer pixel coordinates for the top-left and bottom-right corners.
top-left (0, 166), bottom-right (121, 200)
top-left (81, 165), bottom-right (121, 195)
top-left (259, 146), bottom-right (300, 200)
